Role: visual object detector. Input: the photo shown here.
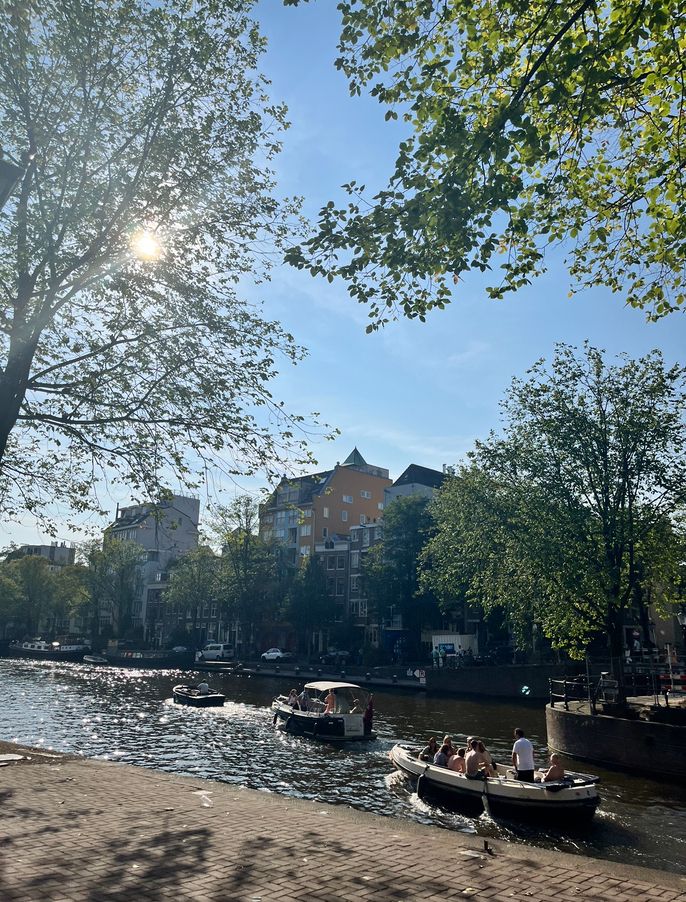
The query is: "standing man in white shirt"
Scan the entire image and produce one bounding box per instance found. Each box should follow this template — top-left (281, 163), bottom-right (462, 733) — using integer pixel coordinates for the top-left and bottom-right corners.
top-left (511, 727), bottom-right (535, 782)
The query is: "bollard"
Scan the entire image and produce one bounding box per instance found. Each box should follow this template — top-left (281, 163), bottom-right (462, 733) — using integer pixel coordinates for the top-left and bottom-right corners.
top-left (365, 672), bottom-right (371, 682)
top-left (295, 666), bottom-right (300, 676)
top-left (275, 664), bottom-right (280, 673)
top-left (392, 674), bottom-right (398, 684)
top-left (340, 670), bottom-right (346, 679)
top-left (317, 668), bottom-right (322, 677)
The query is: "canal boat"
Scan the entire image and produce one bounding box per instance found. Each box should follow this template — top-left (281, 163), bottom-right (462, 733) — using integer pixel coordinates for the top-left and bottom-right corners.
top-left (389, 743), bottom-right (600, 821)
top-left (271, 681), bottom-right (376, 742)
top-left (106, 648), bottom-right (195, 669)
top-left (6, 639), bottom-right (91, 662)
top-left (83, 654), bottom-right (109, 665)
top-left (172, 684), bottom-right (225, 707)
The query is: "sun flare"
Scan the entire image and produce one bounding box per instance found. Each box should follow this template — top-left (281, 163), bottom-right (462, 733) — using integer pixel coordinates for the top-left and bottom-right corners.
top-left (131, 229), bottom-right (162, 261)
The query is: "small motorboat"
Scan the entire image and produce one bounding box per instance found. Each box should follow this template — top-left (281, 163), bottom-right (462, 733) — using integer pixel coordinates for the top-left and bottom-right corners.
top-left (83, 654), bottom-right (109, 665)
top-left (172, 684), bottom-right (225, 707)
top-left (389, 743), bottom-right (600, 821)
top-left (271, 681), bottom-right (376, 742)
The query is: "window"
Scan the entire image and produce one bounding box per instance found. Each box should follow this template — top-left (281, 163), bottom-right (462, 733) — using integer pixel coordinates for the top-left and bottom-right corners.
top-left (322, 527), bottom-right (328, 538)
top-left (327, 577), bottom-right (335, 596)
top-left (350, 575), bottom-right (359, 591)
top-left (378, 502), bottom-right (384, 511)
top-left (350, 598), bottom-right (367, 617)
top-left (147, 550), bottom-right (159, 562)
top-left (360, 514), bottom-right (367, 525)
top-left (341, 510), bottom-right (348, 522)
top-left (351, 551), bottom-right (359, 569)
top-left (336, 578), bottom-right (344, 596)
top-left (210, 604), bottom-right (217, 618)
top-left (300, 524), bottom-right (312, 537)
top-left (323, 507), bottom-right (329, 518)
top-left (360, 490), bottom-right (371, 499)
top-left (350, 528), bottom-right (359, 544)
top-left (202, 604), bottom-right (209, 618)
top-left (342, 494), bottom-right (353, 504)
top-left (327, 557), bottom-right (335, 570)
top-left (302, 508), bottom-right (312, 518)
top-left (363, 530), bottom-right (370, 547)
top-left (300, 546), bottom-right (310, 556)
top-left (337, 555), bottom-right (345, 569)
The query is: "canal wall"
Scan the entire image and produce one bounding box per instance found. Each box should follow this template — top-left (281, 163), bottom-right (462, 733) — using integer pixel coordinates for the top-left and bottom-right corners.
top-left (546, 703), bottom-right (686, 778)
top-left (426, 663), bottom-right (572, 699)
top-left (240, 661), bottom-right (575, 699)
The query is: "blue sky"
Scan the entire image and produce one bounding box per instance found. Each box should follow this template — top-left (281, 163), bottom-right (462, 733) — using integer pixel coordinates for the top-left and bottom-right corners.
top-left (4, 0), bottom-right (685, 548)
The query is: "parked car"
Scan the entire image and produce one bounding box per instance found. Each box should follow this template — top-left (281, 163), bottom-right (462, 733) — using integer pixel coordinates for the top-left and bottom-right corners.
top-left (319, 649), bottom-right (351, 665)
top-left (260, 647), bottom-right (293, 662)
top-left (195, 643), bottom-right (235, 662)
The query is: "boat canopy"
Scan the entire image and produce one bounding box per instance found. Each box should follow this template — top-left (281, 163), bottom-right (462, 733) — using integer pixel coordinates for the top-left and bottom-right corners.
top-left (304, 681), bottom-right (362, 692)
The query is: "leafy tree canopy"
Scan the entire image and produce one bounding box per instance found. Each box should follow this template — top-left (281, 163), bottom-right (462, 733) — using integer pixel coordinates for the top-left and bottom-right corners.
top-left (285, 554), bottom-right (331, 654)
top-left (211, 496), bottom-right (287, 632)
top-left (363, 493), bottom-right (439, 654)
top-left (286, 0), bottom-right (686, 327)
top-left (0, 0), bottom-right (323, 529)
top-left (84, 537), bottom-right (143, 640)
top-left (422, 344), bottom-right (686, 660)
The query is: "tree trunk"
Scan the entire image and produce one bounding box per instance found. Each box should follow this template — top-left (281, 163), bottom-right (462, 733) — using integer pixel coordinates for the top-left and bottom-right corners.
top-left (0, 330), bottom-right (38, 467)
top-left (607, 609), bottom-right (626, 703)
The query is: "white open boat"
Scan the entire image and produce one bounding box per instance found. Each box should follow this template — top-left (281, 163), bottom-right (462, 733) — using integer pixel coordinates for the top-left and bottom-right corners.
top-left (390, 743), bottom-right (600, 821)
top-left (271, 681), bottom-right (375, 742)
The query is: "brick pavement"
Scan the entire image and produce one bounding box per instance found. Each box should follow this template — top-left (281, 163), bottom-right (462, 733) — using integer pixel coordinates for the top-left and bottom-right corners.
top-left (0, 744), bottom-right (684, 902)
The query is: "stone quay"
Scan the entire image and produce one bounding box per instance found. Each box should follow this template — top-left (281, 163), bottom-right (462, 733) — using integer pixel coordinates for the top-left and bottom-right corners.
top-left (0, 741), bottom-right (683, 901)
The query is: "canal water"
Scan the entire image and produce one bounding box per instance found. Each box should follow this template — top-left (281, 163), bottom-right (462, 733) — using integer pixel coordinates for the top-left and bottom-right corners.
top-left (1, 658), bottom-right (684, 875)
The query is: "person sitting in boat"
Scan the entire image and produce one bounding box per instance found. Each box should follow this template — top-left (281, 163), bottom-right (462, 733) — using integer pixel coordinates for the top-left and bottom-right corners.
top-left (298, 687), bottom-right (311, 711)
top-left (448, 747), bottom-right (466, 773)
top-left (477, 740), bottom-right (496, 776)
top-left (433, 743), bottom-right (452, 767)
top-left (323, 687), bottom-right (336, 715)
top-left (336, 693), bottom-right (351, 714)
top-left (418, 736), bottom-right (438, 761)
top-left (536, 753), bottom-right (565, 783)
top-left (465, 739), bottom-right (487, 780)
top-left (287, 688), bottom-right (299, 708)
top-left (349, 698), bottom-right (361, 714)
top-left (197, 680), bottom-right (210, 696)
top-left (511, 727), bottom-right (536, 783)
top-left (441, 735), bottom-right (457, 763)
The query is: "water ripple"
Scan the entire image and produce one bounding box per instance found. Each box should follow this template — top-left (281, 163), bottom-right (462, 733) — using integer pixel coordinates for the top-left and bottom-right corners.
top-left (0, 657), bottom-right (684, 874)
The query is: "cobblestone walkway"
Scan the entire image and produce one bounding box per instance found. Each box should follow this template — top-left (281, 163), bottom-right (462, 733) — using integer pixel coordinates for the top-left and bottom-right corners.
top-left (0, 747), bottom-right (683, 901)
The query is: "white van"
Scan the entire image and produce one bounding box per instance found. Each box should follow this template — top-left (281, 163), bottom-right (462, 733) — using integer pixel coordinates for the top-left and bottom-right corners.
top-left (196, 642), bottom-right (234, 661)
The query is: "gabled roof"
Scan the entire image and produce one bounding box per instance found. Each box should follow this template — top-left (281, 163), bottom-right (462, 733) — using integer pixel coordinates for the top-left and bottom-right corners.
top-left (107, 512), bottom-right (149, 531)
top-left (393, 464), bottom-right (445, 490)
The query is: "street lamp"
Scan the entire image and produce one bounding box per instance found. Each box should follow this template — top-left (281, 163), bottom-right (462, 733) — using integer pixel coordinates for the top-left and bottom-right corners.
top-left (0, 157), bottom-right (25, 210)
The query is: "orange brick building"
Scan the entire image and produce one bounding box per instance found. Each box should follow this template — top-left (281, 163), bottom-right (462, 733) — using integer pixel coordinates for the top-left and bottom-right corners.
top-left (259, 448), bottom-right (391, 563)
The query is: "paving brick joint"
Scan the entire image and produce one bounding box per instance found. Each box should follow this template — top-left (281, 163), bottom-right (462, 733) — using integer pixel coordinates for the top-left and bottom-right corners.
top-left (0, 742), bottom-right (684, 901)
